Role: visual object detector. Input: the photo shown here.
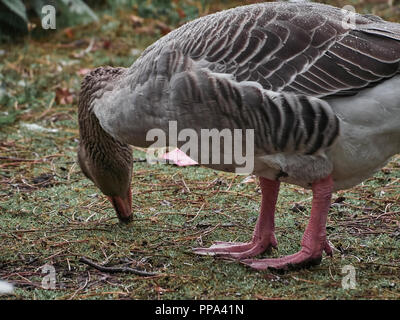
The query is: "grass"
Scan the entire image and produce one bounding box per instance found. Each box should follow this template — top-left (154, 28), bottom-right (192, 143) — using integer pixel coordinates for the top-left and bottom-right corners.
top-left (0, 0), bottom-right (399, 300)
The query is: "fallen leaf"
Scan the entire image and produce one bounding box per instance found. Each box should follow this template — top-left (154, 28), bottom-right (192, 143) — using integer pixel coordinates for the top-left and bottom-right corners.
top-left (103, 40), bottom-right (112, 49)
top-left (64, 28), bottom-right (74, 39)
top-left (135, 26), bottom-right (156, 36)
top-left (176, 7), bottom-right (186, 19)
top-left (241, 175), bottom-right (256, 184)
top-left (55, 87), bottom-right (74, 105)
top-left (162, 149), bottom-right (198, 166)
top-left (130, 15), bottom-right (144, 27)
top-left (154, 286), bottom-right (174, 294)
top-left (149, 216), bottom-right (159, 223)
top-left (77, 68), bottom-right (91, 76)
top-left (155, 21), bottom-right (172, 35)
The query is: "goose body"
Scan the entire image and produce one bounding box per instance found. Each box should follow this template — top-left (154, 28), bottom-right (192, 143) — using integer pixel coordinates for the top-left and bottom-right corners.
top-left (79, 2), bottom-right (400, 270)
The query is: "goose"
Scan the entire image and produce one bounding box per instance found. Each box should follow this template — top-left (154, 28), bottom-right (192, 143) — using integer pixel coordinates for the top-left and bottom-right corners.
top-left (77, 2), bottom-right (400, 270)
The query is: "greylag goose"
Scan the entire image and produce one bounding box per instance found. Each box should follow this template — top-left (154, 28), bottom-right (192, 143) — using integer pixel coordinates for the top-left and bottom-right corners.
top-left (77, 2), bottom-right (400, 270)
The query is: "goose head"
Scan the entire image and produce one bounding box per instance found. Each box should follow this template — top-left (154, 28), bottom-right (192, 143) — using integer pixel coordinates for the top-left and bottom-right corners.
top-left (77, 67), bottom-right (134, 223)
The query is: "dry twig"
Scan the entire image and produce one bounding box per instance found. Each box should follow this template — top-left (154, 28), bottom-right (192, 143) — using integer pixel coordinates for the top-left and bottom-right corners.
top-left (79, 257), bottom-right (157, 277)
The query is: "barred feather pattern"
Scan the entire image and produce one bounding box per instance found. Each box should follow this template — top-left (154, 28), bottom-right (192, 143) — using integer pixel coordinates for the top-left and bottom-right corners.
top-left (166, 51), bottom-right (340, 155)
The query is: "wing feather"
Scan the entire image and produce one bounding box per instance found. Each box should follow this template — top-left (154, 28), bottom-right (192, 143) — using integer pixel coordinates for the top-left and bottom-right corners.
top-left (155, 2), bottom-right (400, 97)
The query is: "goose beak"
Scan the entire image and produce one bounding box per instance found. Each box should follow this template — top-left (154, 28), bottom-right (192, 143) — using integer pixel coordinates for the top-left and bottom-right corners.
top-left (107, 188), bottom-right (133, 223)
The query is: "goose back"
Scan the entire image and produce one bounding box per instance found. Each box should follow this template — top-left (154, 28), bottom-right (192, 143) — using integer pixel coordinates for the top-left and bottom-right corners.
top-left (129, 2), bottom-right (400, 97)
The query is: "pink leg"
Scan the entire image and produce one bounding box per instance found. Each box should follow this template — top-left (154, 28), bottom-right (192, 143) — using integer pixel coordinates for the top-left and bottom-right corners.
top-left (193, 177), bottom-right (280, 259)
top-left (242, 174), bottom-right (334, 270)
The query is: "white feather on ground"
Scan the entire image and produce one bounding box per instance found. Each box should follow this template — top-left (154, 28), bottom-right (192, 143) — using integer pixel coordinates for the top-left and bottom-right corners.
top-left (0, 281), bottom-right (14, 295)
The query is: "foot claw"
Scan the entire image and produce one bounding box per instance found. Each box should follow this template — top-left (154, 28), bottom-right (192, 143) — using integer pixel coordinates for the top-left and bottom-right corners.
top-left (193, 236), bottom-right (277, 259)
top-left (240, 250), bottom-right (323, 271)
top-left (324, 241), bottom-right (333, 257)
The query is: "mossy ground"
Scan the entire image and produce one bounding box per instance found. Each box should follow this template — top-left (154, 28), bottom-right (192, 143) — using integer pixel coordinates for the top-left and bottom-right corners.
top-left (0, 1), bottom-right (399, 300)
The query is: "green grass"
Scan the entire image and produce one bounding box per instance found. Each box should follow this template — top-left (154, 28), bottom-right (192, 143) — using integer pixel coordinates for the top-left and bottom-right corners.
top-left (0, 0), bottom-right (399, 300)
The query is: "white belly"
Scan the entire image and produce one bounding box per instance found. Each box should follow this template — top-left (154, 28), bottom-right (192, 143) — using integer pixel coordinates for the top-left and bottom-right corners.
top-left (254, 76), bottom-right (400, 191)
